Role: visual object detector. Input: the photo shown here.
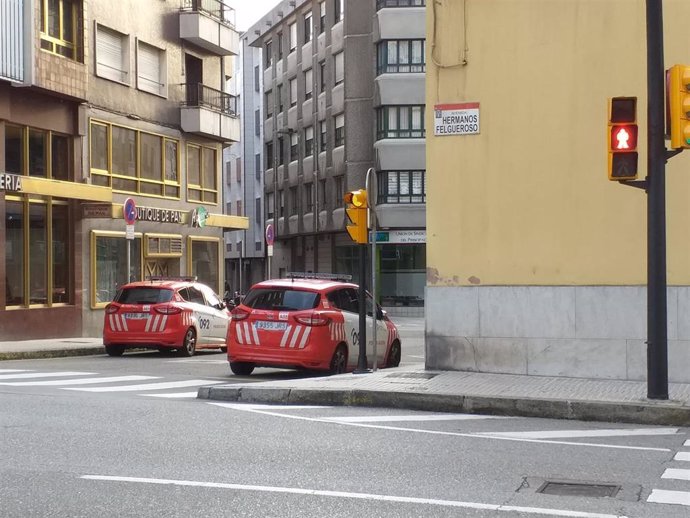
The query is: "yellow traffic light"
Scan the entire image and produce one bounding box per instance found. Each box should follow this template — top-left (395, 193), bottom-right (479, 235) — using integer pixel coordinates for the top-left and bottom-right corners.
top-left (344, 189), bottom-right (368, 244)
top-left (669, 64), bottom-right (690, 149)
top-left (607, 97), bottom-right (638, 181)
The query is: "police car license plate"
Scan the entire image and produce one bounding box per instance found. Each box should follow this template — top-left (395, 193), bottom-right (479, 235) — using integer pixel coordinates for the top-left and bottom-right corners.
top-left (254, 321), bottom-right (288, 331)
top-left (125, 313), bottom-right (149, 319)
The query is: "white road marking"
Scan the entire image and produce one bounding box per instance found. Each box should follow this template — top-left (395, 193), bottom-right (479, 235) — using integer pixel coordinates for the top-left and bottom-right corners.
top-left (662, 468), bottom-right (690, 481)
top-left (675, 452), bottom-right (690, 461)
top-left (0, 371), bottom-right (96, 380)
top-left (648, 489), bottom-right (690, 506)
top-left (64, 380), bottom-right (225, 392)
top-left (81, 474), bottom-right (628, 518)
top-left (323, 414), bottom-right (509, 423)
top-left (478, 428), bottom-right (679, 440)
top-left (408, 355), bottom-right (425, 359)
top-left (141, 392), bottom-right (199, 398)
top-left (685, 439), bottom-right (690, 447)
top-left (0, 375), bottom-right (158, 386)
top-left (214, 403), bottom-right (331, 410)
top-left (0, 369), bottom-right (29, 373)
top-left (208, 403), bottom-right (670, 452)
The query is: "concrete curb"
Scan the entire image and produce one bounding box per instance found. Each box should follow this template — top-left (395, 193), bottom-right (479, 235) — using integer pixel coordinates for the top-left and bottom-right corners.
top-left (198, 385), bottom-right (690, 426)
top-left (0, 347), bottom-right (105, 361)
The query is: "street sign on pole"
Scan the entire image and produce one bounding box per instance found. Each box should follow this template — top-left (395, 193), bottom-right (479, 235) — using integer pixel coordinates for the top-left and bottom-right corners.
top-left (123, 198), bottom-right (137, 225)
top-left (265, 224), bottom-right (275, 246)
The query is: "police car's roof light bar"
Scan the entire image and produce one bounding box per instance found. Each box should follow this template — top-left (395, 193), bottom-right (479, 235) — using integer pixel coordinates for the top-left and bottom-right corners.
top-left (147, 276), bottom-right (198, 282)
top-left (287, 272), bottom-right (353, 282)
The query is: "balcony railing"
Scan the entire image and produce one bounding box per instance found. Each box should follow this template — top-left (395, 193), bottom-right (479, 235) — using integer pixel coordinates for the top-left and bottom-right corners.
top-left (181, 0), bottom-right (236, 27)
top-left (183, 83), bottom-right (237, 115)
top-left (376, 0), bottom-right (425, 8)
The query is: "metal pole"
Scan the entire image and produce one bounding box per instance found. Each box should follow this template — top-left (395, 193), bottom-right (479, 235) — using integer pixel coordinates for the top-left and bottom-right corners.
top-left (354, 244), bottom-right (369, 373)
top-left (366, 167), bottom-right (378, 371)
top-left (646, 0), bottom-right (668, 399)
top-left (126, 239), bottom-right (131, 283)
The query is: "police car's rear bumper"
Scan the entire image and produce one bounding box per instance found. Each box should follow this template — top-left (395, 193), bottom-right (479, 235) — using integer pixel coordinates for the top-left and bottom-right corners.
top-left (103, 327), bottom-right (185, 348)
top-left (228, 346), bottom-right (333, 371)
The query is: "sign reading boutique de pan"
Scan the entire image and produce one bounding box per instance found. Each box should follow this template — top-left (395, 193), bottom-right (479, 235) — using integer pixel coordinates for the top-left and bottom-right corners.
top-left (0, 172), bottom-right (23, 192)
top-left (136, 206), bottom-right (183, 224)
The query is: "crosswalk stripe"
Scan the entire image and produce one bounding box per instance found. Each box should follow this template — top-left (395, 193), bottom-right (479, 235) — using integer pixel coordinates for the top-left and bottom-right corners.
top-left (676, 452), bottom-right (690, 461)
top-left (478, 428), bottom-right (679, 439)
top-left (323, 414), bottom-right (509, 423)
top-left (0, 371), bottom-right (96, 380)
top-left (648, 489), bottom-right (690, 506)
top-left (64, 380), bottom-right (225, 392)
top-left (0, 369), bottom-right (30, 373)
top-left (662, 468), bottom-right (690, 481)
top-left (0, 375), bottom-right (159, 386)
top-left (142, 392), bottom-right (199, 398)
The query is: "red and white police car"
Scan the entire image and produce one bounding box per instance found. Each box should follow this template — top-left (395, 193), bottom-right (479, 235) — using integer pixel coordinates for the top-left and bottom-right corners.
top-left (226, 273), bottom-right (401, 375)
top-left (103, 278), bottom-right (230, 357)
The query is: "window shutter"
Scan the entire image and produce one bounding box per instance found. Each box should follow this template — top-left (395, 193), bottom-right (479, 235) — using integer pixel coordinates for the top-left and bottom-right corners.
top-left (97, 27), bottom-right (125, 82)
top-left (138, 42), bottom-right (161, 94)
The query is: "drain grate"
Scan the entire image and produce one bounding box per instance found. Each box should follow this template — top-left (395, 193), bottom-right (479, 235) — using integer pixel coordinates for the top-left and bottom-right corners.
top-left (537, 481), bottom-right (620, 498)
top-left (385, 372), bottom-right (439, 380)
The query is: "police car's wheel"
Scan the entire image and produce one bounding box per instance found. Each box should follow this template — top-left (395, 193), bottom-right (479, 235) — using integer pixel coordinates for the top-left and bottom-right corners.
top-left (230, 362), bottom-right (255, 375)
top-left (329, 344), bottom-right (348, 375)
top-left (180, 328), bottom-right (196, 357)
top-left (385, 340), bottom-right (401, 368)
top-left (105, 345), bottom-right (125, 357)
top-left (219, 346), bottom-right (228, 353)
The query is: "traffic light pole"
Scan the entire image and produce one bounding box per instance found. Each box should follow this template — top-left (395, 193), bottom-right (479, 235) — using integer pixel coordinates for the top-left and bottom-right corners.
top-left (354, 244), bottom-right (369, 373)
top-left (646, 0), bottom-right (668, 399)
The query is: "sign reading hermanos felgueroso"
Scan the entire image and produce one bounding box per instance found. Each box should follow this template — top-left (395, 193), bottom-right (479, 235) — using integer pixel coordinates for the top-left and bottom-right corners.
top-left (434, 102), bottom-right (480, 136)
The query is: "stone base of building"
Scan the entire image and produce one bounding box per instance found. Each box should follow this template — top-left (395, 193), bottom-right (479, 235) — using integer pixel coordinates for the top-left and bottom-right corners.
top-left (425, 285), bottom-right (690, 383)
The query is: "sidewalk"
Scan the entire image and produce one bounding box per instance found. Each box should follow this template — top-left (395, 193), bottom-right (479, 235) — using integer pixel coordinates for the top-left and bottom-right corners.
top-left (2, 337), bottom-right (690, 426)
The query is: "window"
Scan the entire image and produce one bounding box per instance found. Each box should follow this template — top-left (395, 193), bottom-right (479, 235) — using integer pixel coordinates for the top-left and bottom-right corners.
top-left (335, 175), bottom-right (344, 204)
top-left (289, 22), bottom-right (297, 52)
top-left (189, 238), bottom-right (220, 294)
top-left (376, 0), bottom-right (426, 8)
top-left (334, 0), bottom-right (343, 23)
top-left (378, 170), bottom-right (426, 203)
top-left (305, 126), bottom-right (314, 156)
top-left (334, 51), bottom-right (344, 85)
top-left (265, 141), bottom-right (274, 169)
top-left (290, 132), bottom-right (299, 162)
top-left (254, 65), bottom-right (260, 91)
top-left (304, 68), bottom-right (313, 100)
top-left (5, 124), bottom-right (71, 180)
top-left (255, 198), bottom-right (262, 226)
top-left (290, 186), bottom-right (298, 215)
top-left (40, 0), bottom-right (80, 60)
top-left (236, 200), bottom-right (242, 216)
top-left (318, 178), bottom-right (327, 209)
top-left (289, 77), bottom-right (297, 107)
top-left (187, 144), bottom-right (218, 203)
top-left (137, 41), bottom-right (166, 96)
top-left (304, 12), bottom-right (313, 43)
top-left (319, 2), bottom-right (326, 33)
top-left (255, 153), bottom-right (262, 180)
top-left (255, 109), bottom-right (260, 136)
top-left (279, 190), bottom-right (285, 217)
top-left (235, 156), bottom-right (242, 183)
top-left (304, 183), bottom-right (314, 212)
top-left (265, 90), bottom-right (273, 119)
top-left (90, 120), bottom-right (180, 197)
top-left (264, 40), bottom-right (272, 68)
top-left (377, 40), bottom-right (425, 74)
top-left (334, 113), bottom-right (345, 147)
top-left (376, 105), bottom-right (425, 139)
top-left (277, 32), bottom-right (283, 60)
top-left (267, 192), bottom-right (275, 219)
top-left (277, 83), bottom-right (284, 112)
top-left (92, 230), bottom-right (142, 307)
top-left (319, 61), bottom-right (326, 92)
top-left (279, 137), bottom-right (286, 165)
top-left (96, 25), bottom-right (128, 83)
top-left (320, 120), bottom-right (327, 150)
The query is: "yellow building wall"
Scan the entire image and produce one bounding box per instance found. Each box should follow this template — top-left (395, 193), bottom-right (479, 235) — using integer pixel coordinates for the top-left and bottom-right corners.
top-left (426, 0), bottom-right (690, 287)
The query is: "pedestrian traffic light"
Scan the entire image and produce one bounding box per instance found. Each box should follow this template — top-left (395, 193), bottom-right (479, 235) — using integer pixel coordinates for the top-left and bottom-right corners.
top-left (343, 189), bottom-right (368, 244)
top-left (669, 64), bottom-right (690, 149)
top-left (607, 96), bottom-right (638, 181)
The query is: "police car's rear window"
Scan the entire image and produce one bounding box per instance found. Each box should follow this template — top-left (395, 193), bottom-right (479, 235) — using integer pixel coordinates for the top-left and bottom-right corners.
top-left (115, 287), bottom-right (173, 304)
top-left (243, 288), bottom-right (319, 311)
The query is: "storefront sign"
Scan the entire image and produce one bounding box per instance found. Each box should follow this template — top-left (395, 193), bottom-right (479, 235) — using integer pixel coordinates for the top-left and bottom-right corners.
top-left (82, 203), bottom-right (112, 218)
top-left (376, 230), bottom-right (426, 244)
top-left (190, 207), bottom-right (208, 228)
top-left (136, 206), bottom-right (183, 224)
top-left (434, 102), bottom-right (480, 136)
top-left (0, 173), bottom-right (22, 192)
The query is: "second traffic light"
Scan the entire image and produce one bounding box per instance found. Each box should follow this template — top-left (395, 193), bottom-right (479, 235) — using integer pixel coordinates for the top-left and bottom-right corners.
top-left (607, 96), bottom-right (638, 181)
top-left (344, 189), bottom-right (368, 244)
top-left (669, 64), bottom-right (690, 149)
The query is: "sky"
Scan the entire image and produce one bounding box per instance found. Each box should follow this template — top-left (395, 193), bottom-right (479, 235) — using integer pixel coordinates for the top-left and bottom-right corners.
top-left (231, 0), bottom-right (283, 32)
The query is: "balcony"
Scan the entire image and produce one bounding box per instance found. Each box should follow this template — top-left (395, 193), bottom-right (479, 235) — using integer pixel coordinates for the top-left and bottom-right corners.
top-left (181, 83), bottom-right (240, 143)
top-left (179, 0), bottom-right (239, 56)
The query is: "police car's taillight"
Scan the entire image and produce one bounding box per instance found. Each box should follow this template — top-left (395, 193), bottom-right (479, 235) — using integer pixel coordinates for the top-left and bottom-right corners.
top-left (154, 305), bottom-right (182, 315)
top-left (105, 304), bottom-right (119, 314)
top-left (295, 313), bottom-right (330, 326)
top-left (231, 308), bottom-right (250, 321)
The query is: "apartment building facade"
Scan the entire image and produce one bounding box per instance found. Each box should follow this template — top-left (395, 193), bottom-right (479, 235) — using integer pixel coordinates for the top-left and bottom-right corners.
top-left (0, 0), bottom-right (247, 340)
top-left (240, 0), bottom-right (426, 314)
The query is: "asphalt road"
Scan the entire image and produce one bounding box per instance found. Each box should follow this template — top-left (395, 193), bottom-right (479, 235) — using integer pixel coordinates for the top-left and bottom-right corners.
top-left (1, 318), bottom-right (690, 517)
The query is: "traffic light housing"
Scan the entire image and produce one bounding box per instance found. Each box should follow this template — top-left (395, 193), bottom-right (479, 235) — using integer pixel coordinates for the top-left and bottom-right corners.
top-left (607, 97), bottom-right (638, 181)
top-left (669, 64), bottom-right (690, 149)
top-left (344, 189), bottom-right (368, 244)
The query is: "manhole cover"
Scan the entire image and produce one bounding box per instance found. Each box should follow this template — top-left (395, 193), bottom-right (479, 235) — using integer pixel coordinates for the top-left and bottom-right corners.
top-left (537, 481), bottom-right (620, 498)
top-left (385, 372), bottom-right (438, 380)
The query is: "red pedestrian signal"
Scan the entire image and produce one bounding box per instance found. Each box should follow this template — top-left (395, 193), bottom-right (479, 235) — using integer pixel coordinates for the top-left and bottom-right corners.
top-left (607, 97), bottom-right (638, 181)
